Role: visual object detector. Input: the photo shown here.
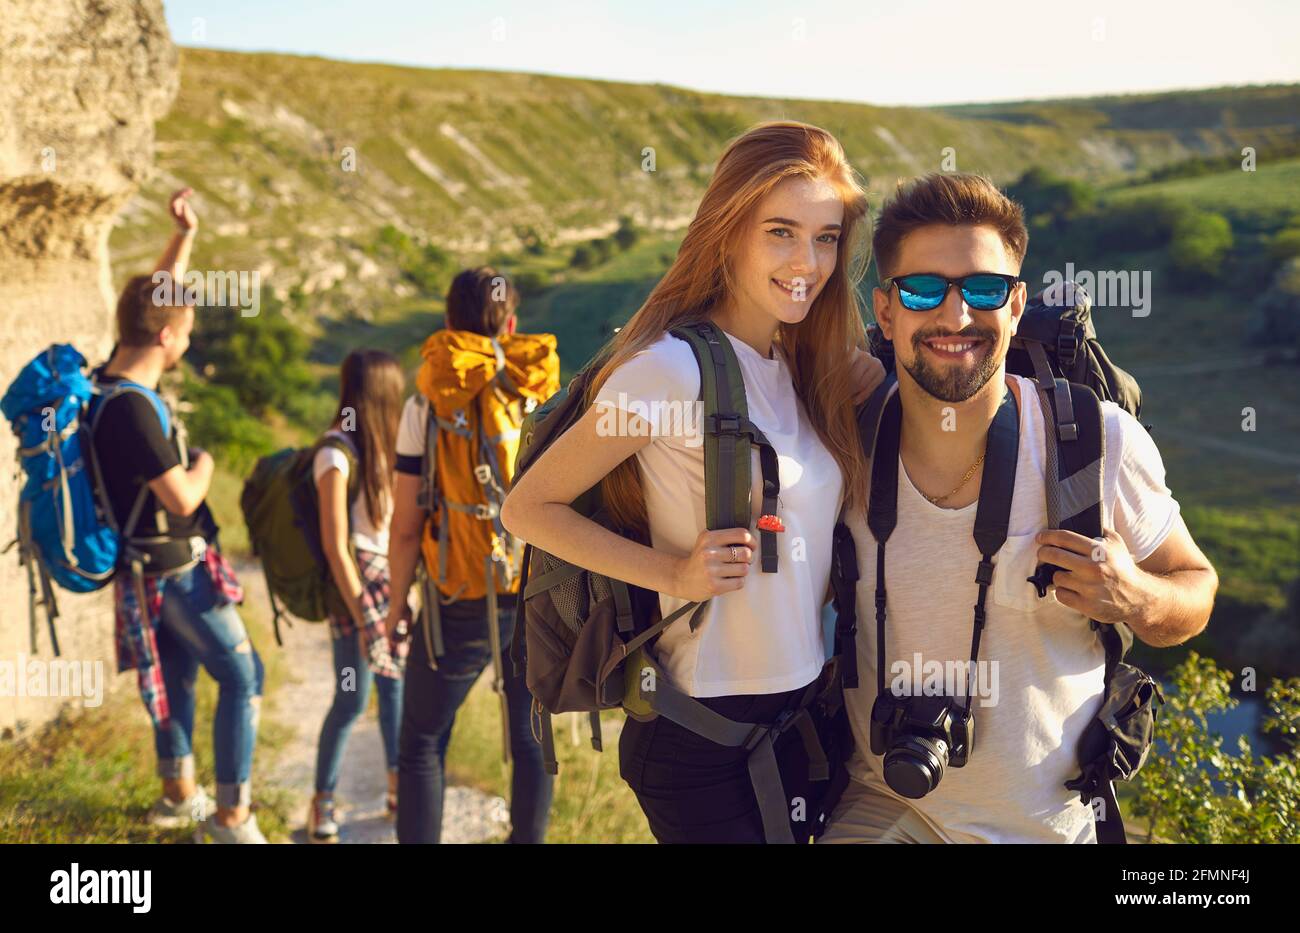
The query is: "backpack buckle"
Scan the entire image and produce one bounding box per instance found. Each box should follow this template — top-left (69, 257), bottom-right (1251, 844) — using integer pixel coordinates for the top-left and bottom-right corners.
top-left (1057, 331), bottom-right (1078, 370)
top-left (706, 414), bottom-right (743, 436)
top-left (473, 464), bottom-right (492, 485)
top-left (474, 503), bottom-right (499, 521)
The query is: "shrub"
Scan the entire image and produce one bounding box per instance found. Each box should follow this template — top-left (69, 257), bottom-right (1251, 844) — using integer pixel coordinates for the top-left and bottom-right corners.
top-left (1007, 167), bottom-right (1097, 224)
top-left (1169, 210), bottom-right (1233, 280)
top-left (570, 244), bottom-right (595, 269)
top-left (177, 372), bottom-right (277, 476)
top-left (1268, 226), bottom-right (1300, 263)
top-left (189, 292), bottom-right (315, 419)
top-left (1246, 257), bottom-right (1300, 349)
top-left (512, 269), bottom-right (551, 296)
top-left (1088, 195), bottom-right (1194, 252)
top-left (613, 216), bottom-right (640, 251)
top-left (1130, 652), bottom-right (1300, 843)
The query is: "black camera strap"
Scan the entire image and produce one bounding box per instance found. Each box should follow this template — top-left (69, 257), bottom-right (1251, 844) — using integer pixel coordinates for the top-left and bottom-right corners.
top-left (866, 383), bottom-right (1020, 711)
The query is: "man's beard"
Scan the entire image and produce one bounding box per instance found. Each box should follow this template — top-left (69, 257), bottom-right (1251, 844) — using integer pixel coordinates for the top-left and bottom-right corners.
top-left (900, 327), bottom-right (1002, 403)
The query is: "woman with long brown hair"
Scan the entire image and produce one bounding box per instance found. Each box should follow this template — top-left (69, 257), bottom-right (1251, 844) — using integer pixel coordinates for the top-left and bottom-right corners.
top-left (502, 121), bottom-right (882, 842)
top-left (307, 348), bottom-right (408, 843)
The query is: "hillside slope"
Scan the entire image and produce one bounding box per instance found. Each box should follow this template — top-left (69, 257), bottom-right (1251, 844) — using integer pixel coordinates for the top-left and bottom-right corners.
top-left (108, 48), bottom-right (1300, 318)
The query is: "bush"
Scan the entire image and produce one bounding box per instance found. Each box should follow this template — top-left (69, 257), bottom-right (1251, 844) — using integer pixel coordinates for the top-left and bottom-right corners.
top-left (1088, 195), bottom-right (1194, 252)
top-left (613, 216), bottom-right (640, 251)
top-left (1246, 257), bottom-right (1300, 349)
top-left (189, 292), bottom-right (315, 419)
top-left (512, 269), bottom-right (551, 297)
top-left (177, 372), bottom-right (277, 476)
top-left (1169, 210), bottom-right (1234, 279)
top-left (1007, 167), bottom-right (1097, 225)
top-left (1130, 652), bottom-right (1300, 843)
top-left (569, 244), bottom-right (595, 269)
top-left (372, 224), bottom-right (455, 296)
top-left (1268, 226), bottom-right (1300, 263)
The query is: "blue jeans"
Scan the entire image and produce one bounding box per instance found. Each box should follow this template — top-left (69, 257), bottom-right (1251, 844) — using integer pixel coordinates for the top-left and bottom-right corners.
top-left (396, 596), bottom-right (553, 843)
top-left (154, 561), bottom-right (265, 809)
top-left (315, 630), bottom-right (403, 793)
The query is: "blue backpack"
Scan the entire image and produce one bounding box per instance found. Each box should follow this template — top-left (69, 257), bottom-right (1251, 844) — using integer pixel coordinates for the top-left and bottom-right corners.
top-left (1, 344), bottom-right (170, 655)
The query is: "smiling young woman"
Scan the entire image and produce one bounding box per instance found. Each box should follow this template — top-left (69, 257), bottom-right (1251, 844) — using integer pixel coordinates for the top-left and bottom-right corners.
top-left (502, 121), bottom-right (877, 843)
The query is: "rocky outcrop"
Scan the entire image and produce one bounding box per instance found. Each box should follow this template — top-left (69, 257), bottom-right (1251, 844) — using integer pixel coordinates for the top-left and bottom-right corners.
top-left (0, 0), bottom-right (178, 736)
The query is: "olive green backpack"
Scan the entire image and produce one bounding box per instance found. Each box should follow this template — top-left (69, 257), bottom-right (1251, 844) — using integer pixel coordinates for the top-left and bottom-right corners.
top-left (241, 435), bottom-right (360, 644)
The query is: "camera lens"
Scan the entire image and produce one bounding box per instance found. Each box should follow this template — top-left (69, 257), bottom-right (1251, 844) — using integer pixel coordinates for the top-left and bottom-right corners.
top-left (883, 734), bottom-right (949, 799)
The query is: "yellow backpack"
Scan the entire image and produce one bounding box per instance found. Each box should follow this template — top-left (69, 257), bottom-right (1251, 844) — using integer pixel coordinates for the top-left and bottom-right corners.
top-left (413, 329), bottom-right (559, 735)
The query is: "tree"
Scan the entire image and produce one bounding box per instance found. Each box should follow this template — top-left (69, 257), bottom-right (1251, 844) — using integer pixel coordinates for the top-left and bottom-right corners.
top-left (1007, 167), bottom-right (1096, 225)
top-left (1169, 210), bottom-right (1233, 280)
top-left (189, 291), bottom-right (315, 418)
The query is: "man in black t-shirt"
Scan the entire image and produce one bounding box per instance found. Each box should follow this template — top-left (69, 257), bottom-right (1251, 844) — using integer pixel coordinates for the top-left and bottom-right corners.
top-left (99, 187), bottom-right (266, 844)
top-left (92, 376), bottom-right (218, 545)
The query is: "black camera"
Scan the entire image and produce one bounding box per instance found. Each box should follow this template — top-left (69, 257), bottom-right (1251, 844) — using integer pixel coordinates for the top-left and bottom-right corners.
top-left (869, 693), bottom-right (975, 799)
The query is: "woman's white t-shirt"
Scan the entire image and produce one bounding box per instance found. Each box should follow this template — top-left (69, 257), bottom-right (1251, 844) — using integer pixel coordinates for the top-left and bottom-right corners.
top-left (594, 330), bottom-right (844, 698)
top-left (312, 430), bottom-right (392, 556)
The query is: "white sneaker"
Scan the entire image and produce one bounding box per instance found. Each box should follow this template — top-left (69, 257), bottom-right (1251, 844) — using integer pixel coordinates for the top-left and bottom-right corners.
top-left (307, 797), bottom-right (340, 844)
top-left (147, 788), bottom-right (216, 828)
top-left (196, 812), bottom-right (269, 844)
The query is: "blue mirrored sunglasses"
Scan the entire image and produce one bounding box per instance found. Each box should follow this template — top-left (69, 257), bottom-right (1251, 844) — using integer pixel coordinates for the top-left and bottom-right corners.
top-left (884, 272), bottom-right (1021, 312)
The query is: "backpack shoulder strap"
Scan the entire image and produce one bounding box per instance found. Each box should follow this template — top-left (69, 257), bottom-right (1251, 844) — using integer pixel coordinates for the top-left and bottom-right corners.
top-left (415, 398), bottom-right (439, 515)
top-left (1034, 381), bottom-right (1133, 705)
top-left (88, 379), bottom-right (175, 539)
top-left (669, 321), bottom-right (781, 578)
top-left (90, 380), bottom-right (171, 438)
top-left (316, 434), bottom-right (362, 507)
top-left (856, 371), bottom-right (898, 456)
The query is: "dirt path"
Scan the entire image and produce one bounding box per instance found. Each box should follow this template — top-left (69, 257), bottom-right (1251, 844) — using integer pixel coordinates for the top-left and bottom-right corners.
top-left (240, 561), bottom-right (507, 843)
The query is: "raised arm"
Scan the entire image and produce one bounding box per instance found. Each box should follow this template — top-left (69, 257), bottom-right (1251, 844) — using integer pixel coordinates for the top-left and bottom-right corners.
top-left (152, 187), bottom-right (198, 282)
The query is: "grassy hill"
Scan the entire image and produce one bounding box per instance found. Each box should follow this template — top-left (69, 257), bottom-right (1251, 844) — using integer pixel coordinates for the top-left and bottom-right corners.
top-left (109, 48), bottom-right (1300, 321)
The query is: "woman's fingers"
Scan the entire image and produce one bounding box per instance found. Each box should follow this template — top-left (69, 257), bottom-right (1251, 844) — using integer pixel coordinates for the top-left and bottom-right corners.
top-left (705, 545), bottom-right (753, 565)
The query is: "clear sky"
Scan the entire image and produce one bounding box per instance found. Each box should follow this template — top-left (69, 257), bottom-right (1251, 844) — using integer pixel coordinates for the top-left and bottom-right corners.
top-left (162, 0), bottom-right (1300, 107)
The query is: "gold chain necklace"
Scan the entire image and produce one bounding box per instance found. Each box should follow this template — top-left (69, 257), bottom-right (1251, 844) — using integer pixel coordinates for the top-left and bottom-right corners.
top-left (921, 453), bottom-right (985, 505)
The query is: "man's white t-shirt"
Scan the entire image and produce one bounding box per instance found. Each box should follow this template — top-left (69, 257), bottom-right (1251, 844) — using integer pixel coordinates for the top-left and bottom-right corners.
top-left (842, 374), bottom-right (1179, 843)
top-left (594, 330), bottom-right (844, 698)
top-left (312, 430), bottom-right (392, 556)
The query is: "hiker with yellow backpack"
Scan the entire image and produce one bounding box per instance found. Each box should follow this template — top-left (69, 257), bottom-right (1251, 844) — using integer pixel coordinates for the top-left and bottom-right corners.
top-left (384, 268), bottom-right (560, 844)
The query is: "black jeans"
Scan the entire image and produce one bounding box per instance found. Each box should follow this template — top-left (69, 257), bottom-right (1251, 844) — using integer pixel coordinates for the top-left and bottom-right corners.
top-left (618, 685), bottom-right (824, 844)
top-left (396, 595), bottom-right (554, 843)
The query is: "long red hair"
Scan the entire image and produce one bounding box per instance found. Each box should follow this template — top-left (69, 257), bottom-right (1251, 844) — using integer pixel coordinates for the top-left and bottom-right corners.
top-left (586, 121), bottom-right (871, 535)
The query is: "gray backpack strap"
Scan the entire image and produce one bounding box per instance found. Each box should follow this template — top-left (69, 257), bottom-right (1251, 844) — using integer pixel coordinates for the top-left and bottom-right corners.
top-left (415, 399), bottom-right (439, 514)
top-left (625, 660), bottom-right (828, 845)
top-left (485, 554), bottom-right (511, 765)
top-left (88, 381), bottom-right (179, 542)
top-left (413, 399), bottom-right (445, 668)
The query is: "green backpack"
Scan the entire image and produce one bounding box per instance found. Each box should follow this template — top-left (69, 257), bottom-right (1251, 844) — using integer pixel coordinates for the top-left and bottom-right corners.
top-left (241, 435), bottom-right (360, 644)
top-left (509, 320), bottom-right (860, 844)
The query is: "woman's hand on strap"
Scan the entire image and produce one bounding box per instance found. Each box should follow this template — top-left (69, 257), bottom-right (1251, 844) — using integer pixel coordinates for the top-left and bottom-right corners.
top-left (669, 528), bottom-right (755, 602)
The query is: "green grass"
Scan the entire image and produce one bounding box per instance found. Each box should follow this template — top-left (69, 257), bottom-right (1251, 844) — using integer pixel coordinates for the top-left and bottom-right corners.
top-left (446, 678), bottom-right (653, 843)
top-left (0, 598), bottom-right (296, 843)
top-left (1106, 158), bottom-right (1300, 232)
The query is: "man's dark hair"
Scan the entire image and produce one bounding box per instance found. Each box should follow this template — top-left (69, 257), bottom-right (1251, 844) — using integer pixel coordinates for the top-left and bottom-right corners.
top-left (873, 173), bottom-right (1029, 278)
top-left (445, 266), bottom-right (519, 336)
